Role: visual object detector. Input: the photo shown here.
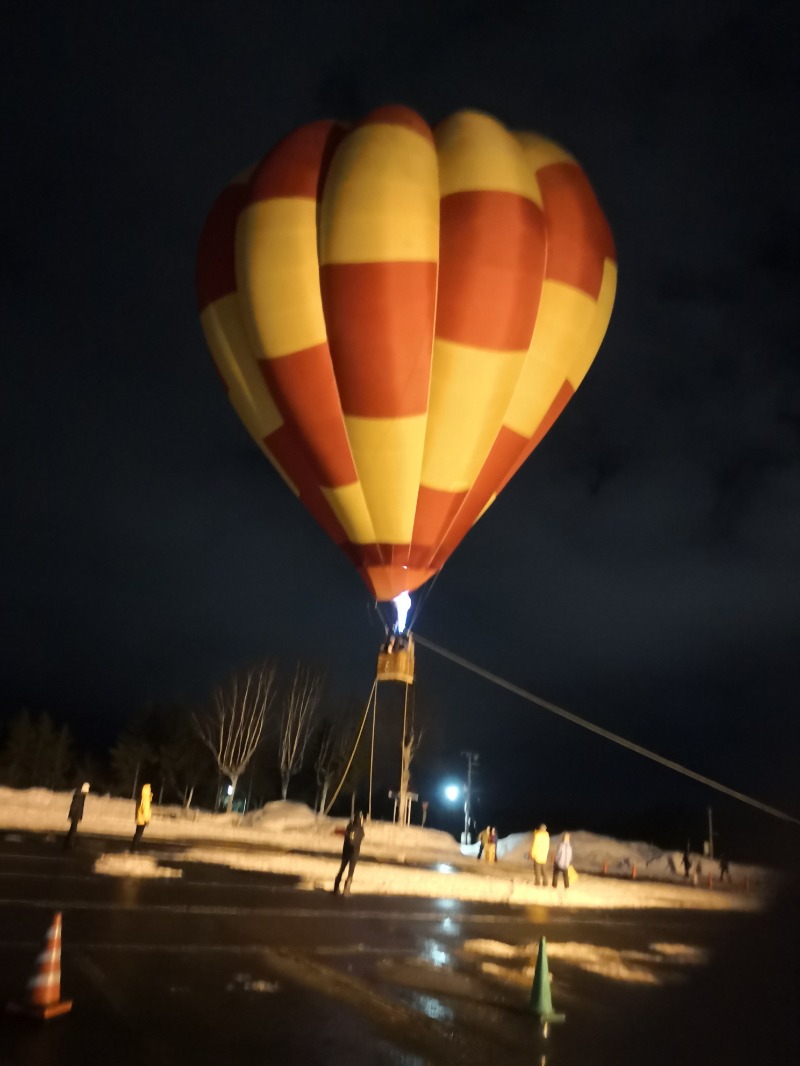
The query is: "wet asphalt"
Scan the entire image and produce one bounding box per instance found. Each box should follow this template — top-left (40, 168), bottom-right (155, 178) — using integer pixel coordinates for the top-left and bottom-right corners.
top-left (0, 831), bottom-right (796, 1065)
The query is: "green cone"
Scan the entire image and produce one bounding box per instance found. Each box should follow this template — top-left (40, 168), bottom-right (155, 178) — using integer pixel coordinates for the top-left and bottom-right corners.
top-left (530, 936), bottom-right (565, 1025)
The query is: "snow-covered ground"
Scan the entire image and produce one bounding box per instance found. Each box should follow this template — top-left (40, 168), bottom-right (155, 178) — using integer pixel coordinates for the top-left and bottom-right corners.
top-left (0, 786), bottom-right (773, 912)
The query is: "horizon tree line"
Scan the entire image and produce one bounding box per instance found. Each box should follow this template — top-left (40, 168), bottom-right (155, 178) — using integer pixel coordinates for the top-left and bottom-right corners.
top-left (0, 659), bottom-right (393, 817)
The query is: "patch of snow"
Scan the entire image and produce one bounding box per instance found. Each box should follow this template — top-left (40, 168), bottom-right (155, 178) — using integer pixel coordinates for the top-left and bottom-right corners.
top-left (94, 853), bottom-right (182, 879)
top-left (467, 938), bottom-right (709, 987)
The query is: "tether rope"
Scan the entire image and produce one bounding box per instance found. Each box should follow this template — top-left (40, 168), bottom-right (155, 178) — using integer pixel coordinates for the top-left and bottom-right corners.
top-left (413, 632), bottom-right (800, 826)
top-left (323, 678), bottom-right (376, 817)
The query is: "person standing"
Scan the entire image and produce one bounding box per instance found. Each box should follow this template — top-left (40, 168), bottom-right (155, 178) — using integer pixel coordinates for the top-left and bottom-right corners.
top-left (477, 825), bottom-right (490, 860)
top-left (131, 783), bottom-right (153, 851)
top-left (64, 782), bottom-right (90, 849)
top-left (552, 832), bottom-right (573, 888)
top-left (719, 855), bottom-right (731, 883)
top-left (333, 811), bottom-right (365, 896)
top-left (485, 827), bottom-right (497, 863)
top-left (530, 824), bottom-right (550, 886)
top-left (682, 847), bottom-right (692, 878)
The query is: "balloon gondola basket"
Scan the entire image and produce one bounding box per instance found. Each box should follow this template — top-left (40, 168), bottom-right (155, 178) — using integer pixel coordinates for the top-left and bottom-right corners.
top-left (376, 633), bottom-right (415, 684)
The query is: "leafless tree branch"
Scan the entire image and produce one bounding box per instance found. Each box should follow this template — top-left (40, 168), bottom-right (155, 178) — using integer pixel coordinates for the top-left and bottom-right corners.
top-left (194, 662), bottom-right (276, 812)
top-left (279, 663), bottom-right (323, 799)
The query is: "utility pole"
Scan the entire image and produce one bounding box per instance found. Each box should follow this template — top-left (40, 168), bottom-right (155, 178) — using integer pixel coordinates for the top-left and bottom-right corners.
top-left (460, 751), bottom-right (479, 844)
top-left (707, 806), bottom-right (714, 859)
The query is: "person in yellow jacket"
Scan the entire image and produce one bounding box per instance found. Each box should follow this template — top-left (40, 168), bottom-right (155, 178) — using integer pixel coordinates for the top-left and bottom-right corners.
top-left (485, 827), bottom-right (497, 863)
top-left (131, 783), bottom-right (153, 851)
top-left (477, 825), bottom-right (491, 860)
top-left (530, 824), bottom-right (550, 886)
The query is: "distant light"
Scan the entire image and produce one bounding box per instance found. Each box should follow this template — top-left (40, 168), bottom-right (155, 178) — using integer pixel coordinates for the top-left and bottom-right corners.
top-left (444, 783), bottom-right (461, 802)
top-left (393, 591), bottom-right (412, 633)
top-left (227, 785), bottom-right (233, 795)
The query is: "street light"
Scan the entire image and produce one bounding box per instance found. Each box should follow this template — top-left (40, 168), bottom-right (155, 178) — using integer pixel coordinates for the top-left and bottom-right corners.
top-left (443, 783), bottom-right (461, 803)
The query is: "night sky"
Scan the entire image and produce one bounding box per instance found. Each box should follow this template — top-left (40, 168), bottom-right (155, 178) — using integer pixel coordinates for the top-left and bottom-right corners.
top-left (5, 2), bottom-right (799, 848)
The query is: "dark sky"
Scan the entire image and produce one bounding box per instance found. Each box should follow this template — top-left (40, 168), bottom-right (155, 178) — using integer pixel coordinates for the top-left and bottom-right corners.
top-left (4, 1), bottom-right (799, 842)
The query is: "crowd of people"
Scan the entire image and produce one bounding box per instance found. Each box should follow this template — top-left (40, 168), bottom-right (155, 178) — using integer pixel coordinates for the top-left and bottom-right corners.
top-left (475, 821), bottom-right (574, 887)
top-left (476, 826), bottom-right (734, 889)
top-left (682, 846), bottom-right (732, 884)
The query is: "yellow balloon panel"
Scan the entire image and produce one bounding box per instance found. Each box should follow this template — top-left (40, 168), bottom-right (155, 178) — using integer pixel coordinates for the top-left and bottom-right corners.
top-left (237, 199), bottom-right (327, 359)
top-left (319, 123), bottom-right (439, 265)
top-left (423, 339), bottom-right (527, 492)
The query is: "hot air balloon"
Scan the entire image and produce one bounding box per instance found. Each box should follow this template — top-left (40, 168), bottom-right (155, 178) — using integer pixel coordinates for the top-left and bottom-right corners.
top-left (196, 106), bottom-right (616, 605)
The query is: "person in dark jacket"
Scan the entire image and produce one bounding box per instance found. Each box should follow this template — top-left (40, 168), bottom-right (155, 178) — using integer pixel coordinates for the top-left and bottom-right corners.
top-left (682, 847), bottom-right (692, 878)
top-left (333, 811), bottom-right (365, 896)
top-left (64, 782), bottom-right (90, 849)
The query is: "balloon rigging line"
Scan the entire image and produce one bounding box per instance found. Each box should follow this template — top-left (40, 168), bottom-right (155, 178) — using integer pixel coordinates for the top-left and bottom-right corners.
top-left (409, 570), bottom-right (442, 633)
top-left (323, 678), bottom-right (376, 817)
top-left (413, 633), bottom-right (800, 826)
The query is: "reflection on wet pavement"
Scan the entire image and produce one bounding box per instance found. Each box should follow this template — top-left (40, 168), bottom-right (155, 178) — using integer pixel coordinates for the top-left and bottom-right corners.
top-left (410, 991), bottom-right (455, 1023)
top-left (420, 938), bottom-right (451, 967)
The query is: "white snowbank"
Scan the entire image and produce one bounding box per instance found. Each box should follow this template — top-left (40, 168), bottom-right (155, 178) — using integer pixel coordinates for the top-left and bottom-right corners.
top-left (0, 787), bottom-right (460, 860)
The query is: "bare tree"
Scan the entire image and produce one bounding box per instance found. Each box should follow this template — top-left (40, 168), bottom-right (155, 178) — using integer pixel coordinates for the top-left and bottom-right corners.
top-left (158, 706), bottom-right (213, 808)
top-left (195, 663), bottom-right (276, 812)
top-left (314, 722), bottom-right (337, 814)
top-left (314, 716), bottom-right (357, 814)
top-left (279, 663), bottom-right (323, 799)
top-left (316, 704), bottom-right (372, 817)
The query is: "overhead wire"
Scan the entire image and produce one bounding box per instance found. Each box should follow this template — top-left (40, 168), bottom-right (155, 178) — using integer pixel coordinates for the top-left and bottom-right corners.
top-left (413, 632), bottom-right (800, 826)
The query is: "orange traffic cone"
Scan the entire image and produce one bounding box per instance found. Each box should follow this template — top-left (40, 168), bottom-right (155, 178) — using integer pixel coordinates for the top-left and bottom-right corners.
top-left (7, 912), bottom-right (73, 1020)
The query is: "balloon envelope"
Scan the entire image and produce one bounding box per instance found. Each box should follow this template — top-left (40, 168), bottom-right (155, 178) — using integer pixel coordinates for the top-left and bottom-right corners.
top-left (196, 107), bottom-right (616, 601)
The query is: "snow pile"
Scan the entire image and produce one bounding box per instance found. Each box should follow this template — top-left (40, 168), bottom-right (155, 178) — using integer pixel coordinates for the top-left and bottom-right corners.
top-left (243, 800), bottom-right (318, 829)
top-left (490, 828), bottom-right (763, 886)
top-left (0, 787), bottom-right (460, 861)
top-left (245, 800), bottom-right (460, 859)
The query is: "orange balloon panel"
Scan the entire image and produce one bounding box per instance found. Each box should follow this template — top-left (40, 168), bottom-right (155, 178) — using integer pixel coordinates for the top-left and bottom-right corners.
top-left (196, 108), bottom-right (616, 601)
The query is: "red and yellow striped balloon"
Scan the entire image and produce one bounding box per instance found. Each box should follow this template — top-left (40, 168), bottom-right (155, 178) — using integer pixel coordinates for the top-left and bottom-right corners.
top-left (196, 107), bottom-right (616, 602)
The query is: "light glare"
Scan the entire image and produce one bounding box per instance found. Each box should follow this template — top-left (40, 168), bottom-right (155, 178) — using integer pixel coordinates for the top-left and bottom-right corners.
top-left (393, 591), bottom-right (412, 632)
